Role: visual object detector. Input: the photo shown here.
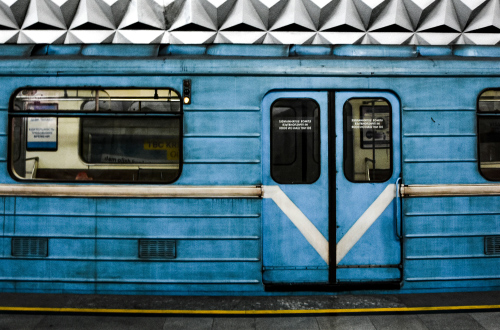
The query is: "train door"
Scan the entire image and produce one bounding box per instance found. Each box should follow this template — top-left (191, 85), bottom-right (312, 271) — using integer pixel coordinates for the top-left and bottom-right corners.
top-left (262, 91), bottom-right (330, 284)
top-left (335, 91), bottom-right (402, 284)
top-left (262, 90), bottom-right (401, 287)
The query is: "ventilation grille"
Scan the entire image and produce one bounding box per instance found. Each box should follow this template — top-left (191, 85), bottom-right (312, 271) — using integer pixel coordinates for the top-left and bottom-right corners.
top-left (11, 237), bottom-right (48, 257)
top-left (485, 236), bottom-right (500, 255)
top-left (139, 240), bottom-right (176, 259)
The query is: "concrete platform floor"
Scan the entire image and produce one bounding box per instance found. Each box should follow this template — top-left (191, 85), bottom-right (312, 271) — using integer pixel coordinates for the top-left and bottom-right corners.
top-left (0, 291), bottom-right (499, 329)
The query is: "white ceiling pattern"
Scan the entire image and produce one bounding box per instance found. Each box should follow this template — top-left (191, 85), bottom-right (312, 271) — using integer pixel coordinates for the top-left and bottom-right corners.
top-left (1, 0), bottom-right (500, 44)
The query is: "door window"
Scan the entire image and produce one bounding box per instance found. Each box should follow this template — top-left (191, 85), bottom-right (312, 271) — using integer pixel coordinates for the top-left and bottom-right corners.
top-left (343, 98), bottom-right (392, 182)
top-left (271, 98), bottom-right (320, 184)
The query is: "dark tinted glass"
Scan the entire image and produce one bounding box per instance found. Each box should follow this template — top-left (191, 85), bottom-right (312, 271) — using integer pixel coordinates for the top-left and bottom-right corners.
top-left (478, 90), bottom-right (500, 180)
top-left (343, 98), bottom-right (392, 182)
top-left (271, 98), bottom-right (320, 184)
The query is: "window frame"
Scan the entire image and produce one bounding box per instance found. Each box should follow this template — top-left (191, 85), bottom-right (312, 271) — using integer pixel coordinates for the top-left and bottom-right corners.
top-left (8, 87), bottom-right (183, 184)
top-left (477, 88), bottom-right (500, 181)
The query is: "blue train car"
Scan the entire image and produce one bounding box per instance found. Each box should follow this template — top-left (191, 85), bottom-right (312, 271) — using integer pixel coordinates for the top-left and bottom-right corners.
top-left (0, 44), bottom-right (499, 295)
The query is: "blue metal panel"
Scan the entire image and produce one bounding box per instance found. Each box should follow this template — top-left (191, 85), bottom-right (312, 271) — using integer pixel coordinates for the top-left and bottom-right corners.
top-left (417, 46), bottom-right (453, 57)
top-left (406, 237), bottom-right (489, 259)
top-left (183, 137), bottom-right (260, 162)
top-left (4, 216), bottom-right (97, 237)
top-left (336, 268), bottom-right (400, 281)
top-left (405, 214), bottom-right (500, 237)
top-left (403, 111), bottom-right (476, 136)
top-left (403, 136), bottom-right (476, 162)
top-left (454, 46), bottom-right (500, 57)
top-left (184, 111), bottom-right (260, 136)
top-left (333, 45), bottom-right (417, 57)
top-left (95, 217), bottom-right (260, 239)
top-left (289, 45), bottom-right (332, 56)
top-left (0, 45), bottom-right (33, 57)
top-left (403, 162), bottom-right (483, 184)
top-left (405, 196), bottom-right (500, 216)
top-left (175, 164), bottom-right (261, 185)
top-left (81, 45), bottom-right (159, 57)
top-left (405, 258), bottom-right (500, 281)
top-left (159, 45), bottom-right (207, 56)
top-left (95, 198), bottom-right (260, 217)
top-left (188, 77), bottom-right (265, 111)
top-left (206, 45), bottom-right (289, 57)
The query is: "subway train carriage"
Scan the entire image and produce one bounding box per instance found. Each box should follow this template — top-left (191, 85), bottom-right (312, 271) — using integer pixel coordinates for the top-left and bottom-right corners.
top-left (0, 44), bottom-right (500, 295)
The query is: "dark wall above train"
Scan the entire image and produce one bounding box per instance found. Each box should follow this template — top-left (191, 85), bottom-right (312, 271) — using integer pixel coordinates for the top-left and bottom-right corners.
top-left (0, 0), bottom-right (499, 45)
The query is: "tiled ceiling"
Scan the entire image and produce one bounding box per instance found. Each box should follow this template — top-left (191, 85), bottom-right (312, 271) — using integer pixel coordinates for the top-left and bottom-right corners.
top-left (1, 0), bottom-right (499, 44)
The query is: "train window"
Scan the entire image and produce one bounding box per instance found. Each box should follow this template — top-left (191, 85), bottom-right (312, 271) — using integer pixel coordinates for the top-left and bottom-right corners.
top-left (343, 98), bottom-right (392, 182)
top-left (10, 88), bottom-right (181, 183)
top-left (271, 98), bottom-right (320, 184)
top-left (478, 90), bottom-right (500, 180)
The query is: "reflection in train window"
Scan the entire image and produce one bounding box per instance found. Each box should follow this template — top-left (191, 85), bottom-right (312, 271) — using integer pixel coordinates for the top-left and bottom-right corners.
top-left (10, 88), bottom-right (182, 183)
top-left (478, 90), bottom-right (500, 180)
top-left (271, 98), bottom-right (320, 184)
top-left (343, 98), bottom-right (392, 182)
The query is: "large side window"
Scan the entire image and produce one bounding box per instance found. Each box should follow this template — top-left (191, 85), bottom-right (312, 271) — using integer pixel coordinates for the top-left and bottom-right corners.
top-left (10, 88), bottom-right (181, 183)
top-left (478, 90), bottom-right (500, 180)
top-left (343, 98), bottom-right (392, 182)
top-left (271, 98), bottom-right (320, 184)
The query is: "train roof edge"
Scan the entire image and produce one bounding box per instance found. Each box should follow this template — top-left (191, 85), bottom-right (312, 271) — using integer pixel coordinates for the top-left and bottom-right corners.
top-left (3, 44), bottom-right (500, 58)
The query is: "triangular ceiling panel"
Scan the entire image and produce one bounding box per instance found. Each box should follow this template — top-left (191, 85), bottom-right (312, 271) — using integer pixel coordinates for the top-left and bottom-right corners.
top-left (465, 0), bottom-right (500, 32)
top-left (402, 0), bottom-right (439, 29)
top-left (114, 30), bottom-right (164, 43)
top-left (452, 0), bottom-right (489, 30)
top-left (7, 0), bottom-right (30, 27)
top-left (250, 0), bottom-right (288, 28)
top-left (352, 0), bottom-right (389, 28)
top-left (267, 31), bottom-right (316, 43)
top-left (464, 32), bottom-right (500, 44)
top-left (65, 29), bottom-right (115, 43)
top-left (169, 31), bottom-right (217, 43)
top-left (302, 0), bottom-right (339, 29)
top-left (0, 1), bottom-right (19, 29)
top-left (21, 0), bottom-right (66, 29)
top-left (262, 31), bottom-right (280, 43)
top-left (358, 32), bottom-right (379, 44)
top-left (217, 31), bottom-right (266, 42)
top-left (19, 29), bottom-right (66, 43)
top-left (402, 33), bottom-right (430, 45)
top-left (202, 0), bottom-right (237, 28)
top-left (169, 0), bottom-right (217, 31)
top-left (118, 0), bottom-right (165, 29)
top-left (270, 0), bottom-right (316, 31)
top-left (69, 0), bottom-right (115, 30)
top-left (52, 0), bottom-right (79, 26)
top-left (369, 31), bottom-right (413, 43)
top-left (0, 29), bottom-right (18, 42)
top-left (220, 0), bottom-right (266, 30)
top-left (369, 0), bottom-right (413, 32)
top-left (320, 0), bottom-right (365, 31)
top-left (417, 31), bottom-right (461, 44)
top-left (316, 31), bottom-right (365, 43)
top-left (418, 0), bottom-right (461, 32)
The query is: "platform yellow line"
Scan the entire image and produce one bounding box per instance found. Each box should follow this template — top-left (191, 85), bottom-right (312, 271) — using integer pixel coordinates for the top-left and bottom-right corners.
top-left (0, 305), bottom-right (499, 315)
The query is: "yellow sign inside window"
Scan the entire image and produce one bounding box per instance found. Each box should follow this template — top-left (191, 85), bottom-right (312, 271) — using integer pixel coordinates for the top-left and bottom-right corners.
top-left (144, 140), bottom-right (179, 160)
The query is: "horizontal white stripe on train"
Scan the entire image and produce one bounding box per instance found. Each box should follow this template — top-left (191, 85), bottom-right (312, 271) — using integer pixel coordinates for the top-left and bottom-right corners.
top-left (2, 183), bottom-right (500, 198)
top-left (0, 184), bottom-right (262, 198)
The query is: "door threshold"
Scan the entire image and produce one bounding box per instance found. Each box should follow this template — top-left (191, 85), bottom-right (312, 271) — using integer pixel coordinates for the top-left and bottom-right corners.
top-left (264, 281), bottom-right (402, 292)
